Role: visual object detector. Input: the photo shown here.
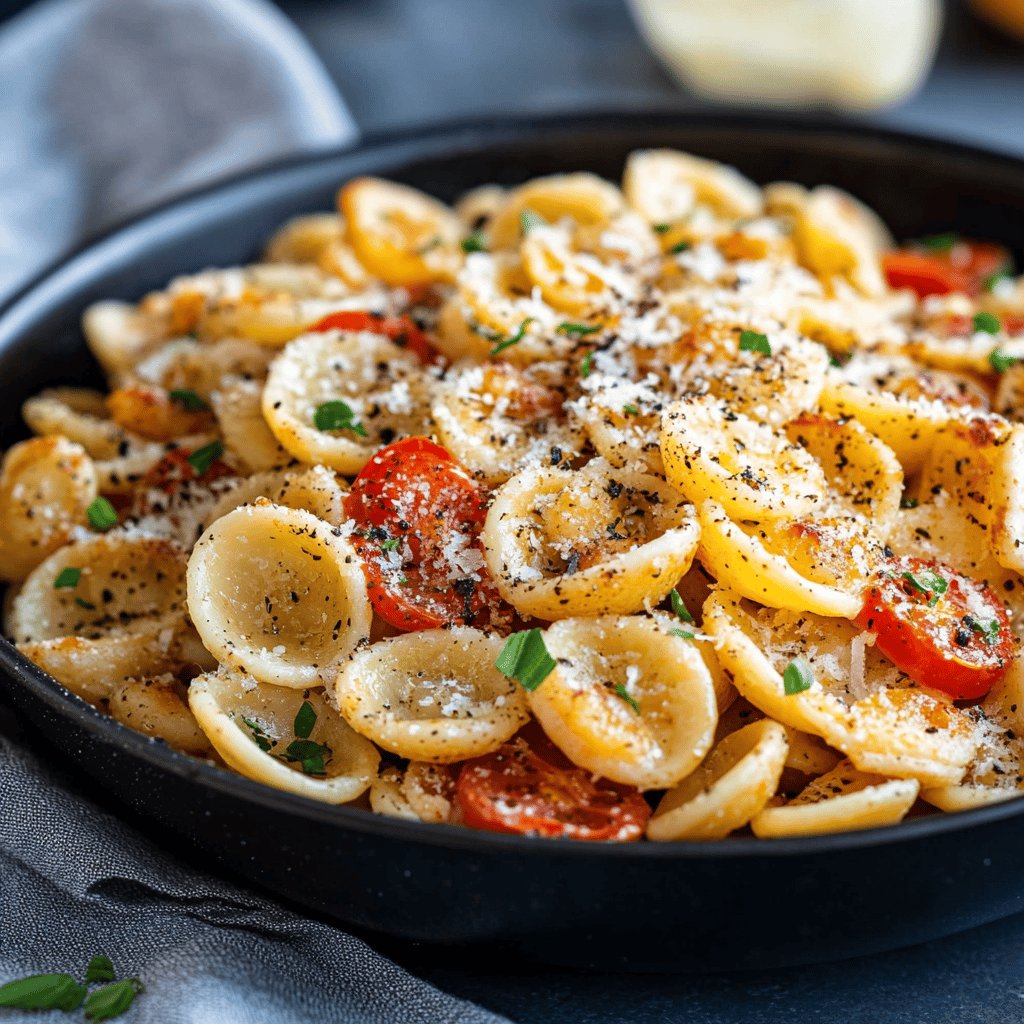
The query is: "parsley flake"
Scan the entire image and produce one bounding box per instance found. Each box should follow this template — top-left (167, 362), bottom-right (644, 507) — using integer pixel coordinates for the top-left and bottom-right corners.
top-left (461, 230), bottom-right (487, 253)
top-left (495, 628), bottom-right (556, 692)
top-left (613, 683), bottom-right (640, 714)
top-left (989, 349), bottom-right (1020, 374)
top-left (281, 738), bottom-right (331, 776)
top-left (622, 403), bottom-right (640, 416)
top-left (54, 566), bottom-right (82, 590)
top-left (669, 588), bottom-right (694, 623)
top-left (783, 657), bottom-right (814, 695)
top-left (242, 717), bottom-right (273, 753)
top-left (490, 317), bottom-right (534, 355)
top-left (168, 388), bottom-right (210, 412)
top-left (186, 440), bottom-right (225, 476)
top-left (83, 978), bottom-right (144, 1021)
top-left (557, 322), bottom-right (601, 337)
top-left (918, 232), bottom-right (958, 251)
top-left (900, 496), bottom-right (919, 509)
top-left (669, 627), bottom-right (695, 640)
top-left (579, 351), bottom-right (594, 378)
top-left (293, 700), bottom-right (317, 740)
top-left (739, 330), bottom-right (772, 356)
top-left (86, 496), bottom-right (118, 532)
top-left (984, 270), bottom-right (1014, 293)
top-left (669, 239), bottom-right (691, 254)
top-left (313, 400), bottom-right (369, 437)
top-left (74, 596), bottom-right (96, 611)
top-left (380, 538), bottom-right (401, 552)
top-left (902, 569), bottom-right (948, 606)
top-left (520, 208), bottom-right (546, 234)
top-left (973, 311), bottom-right (1001, 335)
top-left (0, 973), bottom-right (86, 1012)
top-left (653, 223), bottom-right (672, 234)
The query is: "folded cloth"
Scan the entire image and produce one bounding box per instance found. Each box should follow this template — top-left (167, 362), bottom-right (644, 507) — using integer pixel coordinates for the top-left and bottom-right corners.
top-left (0, 0), bottom-right (358, 300)
top-left (0, 733), bottom-right (509, 1024)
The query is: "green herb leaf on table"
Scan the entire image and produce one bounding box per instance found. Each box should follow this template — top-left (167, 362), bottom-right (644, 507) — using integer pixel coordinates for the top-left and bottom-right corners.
top-left (83, 978), bottom-right (144, 1022)
top-left (0, 973), bottom-right (87, 1012)
top-left (495, 628), bottom-right (556, 691)
top-left (85, 955), bottom-right (115, 984)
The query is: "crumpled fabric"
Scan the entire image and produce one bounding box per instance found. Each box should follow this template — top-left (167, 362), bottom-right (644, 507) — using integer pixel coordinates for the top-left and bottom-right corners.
top-left (0, 733), bottom-right (510, 1024)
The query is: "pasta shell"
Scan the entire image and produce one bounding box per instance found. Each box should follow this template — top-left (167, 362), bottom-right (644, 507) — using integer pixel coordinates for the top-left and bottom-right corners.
top-left (109, 674), bottom-right (212, 755)
top-left (189, 670), bottom-right (378, 803)
top-left (264, 213), bottom-right (344, 264)
top-left (528, 614), bottom-right (718, 789)
top-left (186, 503), bottom-right (370, 688)
top-left (334, 627), bottom-right (529, 763)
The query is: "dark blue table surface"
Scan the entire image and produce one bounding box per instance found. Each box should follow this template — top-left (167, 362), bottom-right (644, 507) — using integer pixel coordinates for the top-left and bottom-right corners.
top-left (5, 0), bottom-right (1024, 1019)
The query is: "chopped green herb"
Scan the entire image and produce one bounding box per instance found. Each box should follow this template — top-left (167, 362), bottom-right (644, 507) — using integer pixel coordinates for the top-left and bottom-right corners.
top-left (985, 269), bottom-right (1015, 293)
top-left (313, 400), bottom-right (369, 437)
top-left (613, 683), bottom-right (640, 714)
top-left (520, 208), bottom-right (546, 234)
top-left (669, 588), bottom-right (694, 623)
top-left (900, 497), bottom-right (919, 509)
top-left (902, 569), bottom-right (948, 606)
top-left (669, 627), bottom-right (695, 640)
top-left (964, 615), bottom-right (1001, 645)
top-left (579, 351), bottom-right (594, 378)
top-left (783, 657), bottom-right (814, 696)
top-left (490, 317), bottom-right (534, 355)
top-left (241, 717), bottom-right (273, 753)
top-left (83, 978), bottom-right (144, 1022)
top-left (622, 404), bottom-right (640, 416)
top-left (973, 311), bottom-right (1001, 335)
top-left (86, 496), bottom-right (118, 532)
top-left (828, 354), bottom-right (843, 368)
top-left (281, 738), bottom-right (331, 776)
top-left (556, 322), bottom-right (601, 337)
top-left (85, 956), bottom-right (115, 984)
top-left (168, 388), bottom-right (210, 412)
top-left (918, 232), bottom-right (958, 251)
top-left (989, 349), bottom-right (1020, 374)
top-left (653, 223), bottom-right (672, 234)
top-left (417, 235), bottom-right (442, 255)
top-left (495, 628), bottom-right (556, 692)
top-left (74, 596), bottom-right (97, 611)
top-left (669, 239), bottom-right (691, 254)
top-left (461, 230), bottom-right (487, 253)
top-left (54, 566), bottom-right (82, 590)
top-left (380, 538), bottom-right (401, 552)
top-left (186, 440), bottom-right (225, 476)
top-left (0, 973), bottom-right (86, 1012)
top-left (739, 330), bottom-right (772, 356)
top-left (293, 700), bottom-right (317, 740)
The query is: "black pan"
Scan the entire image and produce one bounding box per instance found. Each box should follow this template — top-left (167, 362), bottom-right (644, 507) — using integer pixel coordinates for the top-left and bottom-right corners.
top-left (3, 113), bottom-right (1024, 973)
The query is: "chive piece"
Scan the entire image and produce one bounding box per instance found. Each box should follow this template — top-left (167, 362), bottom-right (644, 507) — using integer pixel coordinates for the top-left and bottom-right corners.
top-left (669, 240), bottom-right (691, 254)
top-left (293, 700), bottom-right (317, 740)
top-left (556, 322), bottom-right (601, 337)
top-left (83, 978), bottom-right (144, 1021)
top-left (380, 538), bottom-right (401, 552)
top-left (241, 717), bottom-right (273, 753)
top-left (168, 388), bottom-right (210, 412)
top-left (74, 596), bottom-right (96, 611)
top-left (669, 627), bottom-right (695, 640)
top-left (495, 628), bottom-right (556, 692)
top-left (579, 351), bottom-right (594, 378)
top-left (984, 270), bottom-right (1014, 293)
top-left (973, 311), bottom-right (1001, 335)
top-left (490, 317), bottom-right (534, 355)
top-left (622, 404), bottom-right (640, 417)
top-left (783, 657), bottom-right (814, 696)
top-left (54, 567), bottom-right (82, 590)
top-left (85, 956), bottom-right (115, 984)
top-left (918, 232), bottom-right (958, 251)
top-left (669, 588), bottom-right (694, 623)
top-left (313, 400), bottom-right (369, 437)
top-left (461, 230), bottom-right (487, 253)
top-left (86, 496), bottom-right (118, 532)
top-left (739, 330), bottom-right (772, 356)
top-left (613, 683), bottom-right (640, 714)
top-left (186, 440), bottom-right (225, 476)
top-left (519, 208), bottom-right (546, 234)
top-left (653, 223), bottom-right (672, 234)
top-left (900, 497), bottom-right (919, 509)
top-left (989, 349), bottom-right (1020, 374)
top-left (470, 321), bottom-right (503, 342)
top-left (0, 974), bottom-right (87, 1012)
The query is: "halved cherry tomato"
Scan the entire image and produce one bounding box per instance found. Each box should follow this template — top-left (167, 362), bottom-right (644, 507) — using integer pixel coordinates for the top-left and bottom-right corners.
top-left (854, 555), bottom-right (1013, 700)
top-left (343, 436), bottom-right (509, 631)
top-left (310, 310), bottom-right (439, 364)
top-left (455, 736), bottom-right (651, 841)
top-left (883, 240), bottom-right (1013, 298)
top-left (929, 313), bottom-right (1024, 339)
top-left (141, 447), bottom-right (235, 496)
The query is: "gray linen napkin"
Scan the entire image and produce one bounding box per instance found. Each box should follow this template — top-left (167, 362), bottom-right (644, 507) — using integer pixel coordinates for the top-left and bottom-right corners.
top-left (0, 0), bottom-right (357, 299)
top-left (0, 734), bottom-right (509, 1024)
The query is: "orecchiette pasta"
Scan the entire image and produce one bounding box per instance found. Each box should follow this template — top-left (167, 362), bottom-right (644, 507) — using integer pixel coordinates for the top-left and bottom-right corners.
top-left (7, 148), bottom-right (1024, 843)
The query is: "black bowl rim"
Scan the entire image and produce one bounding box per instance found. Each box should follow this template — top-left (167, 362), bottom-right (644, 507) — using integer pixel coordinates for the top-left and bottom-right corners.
top-left (4, 108), bottom-right (1024, 862)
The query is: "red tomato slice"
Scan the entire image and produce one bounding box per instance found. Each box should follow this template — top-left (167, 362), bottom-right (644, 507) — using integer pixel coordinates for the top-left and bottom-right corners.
top-left (884, 240), bottom-right (1013, 299)
top-left (854, 556), bottom-right (1013, 700)
top-left (344, 436), bottom-right (509, 631)
top-left (455, 738), bottom-right (651, 841)
top-left (310, 310), bottom-right (440, 364)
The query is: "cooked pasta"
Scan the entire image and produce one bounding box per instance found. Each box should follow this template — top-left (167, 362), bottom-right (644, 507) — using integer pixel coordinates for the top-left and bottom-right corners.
top-left (5, 149), bottom-right (1024, 841)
